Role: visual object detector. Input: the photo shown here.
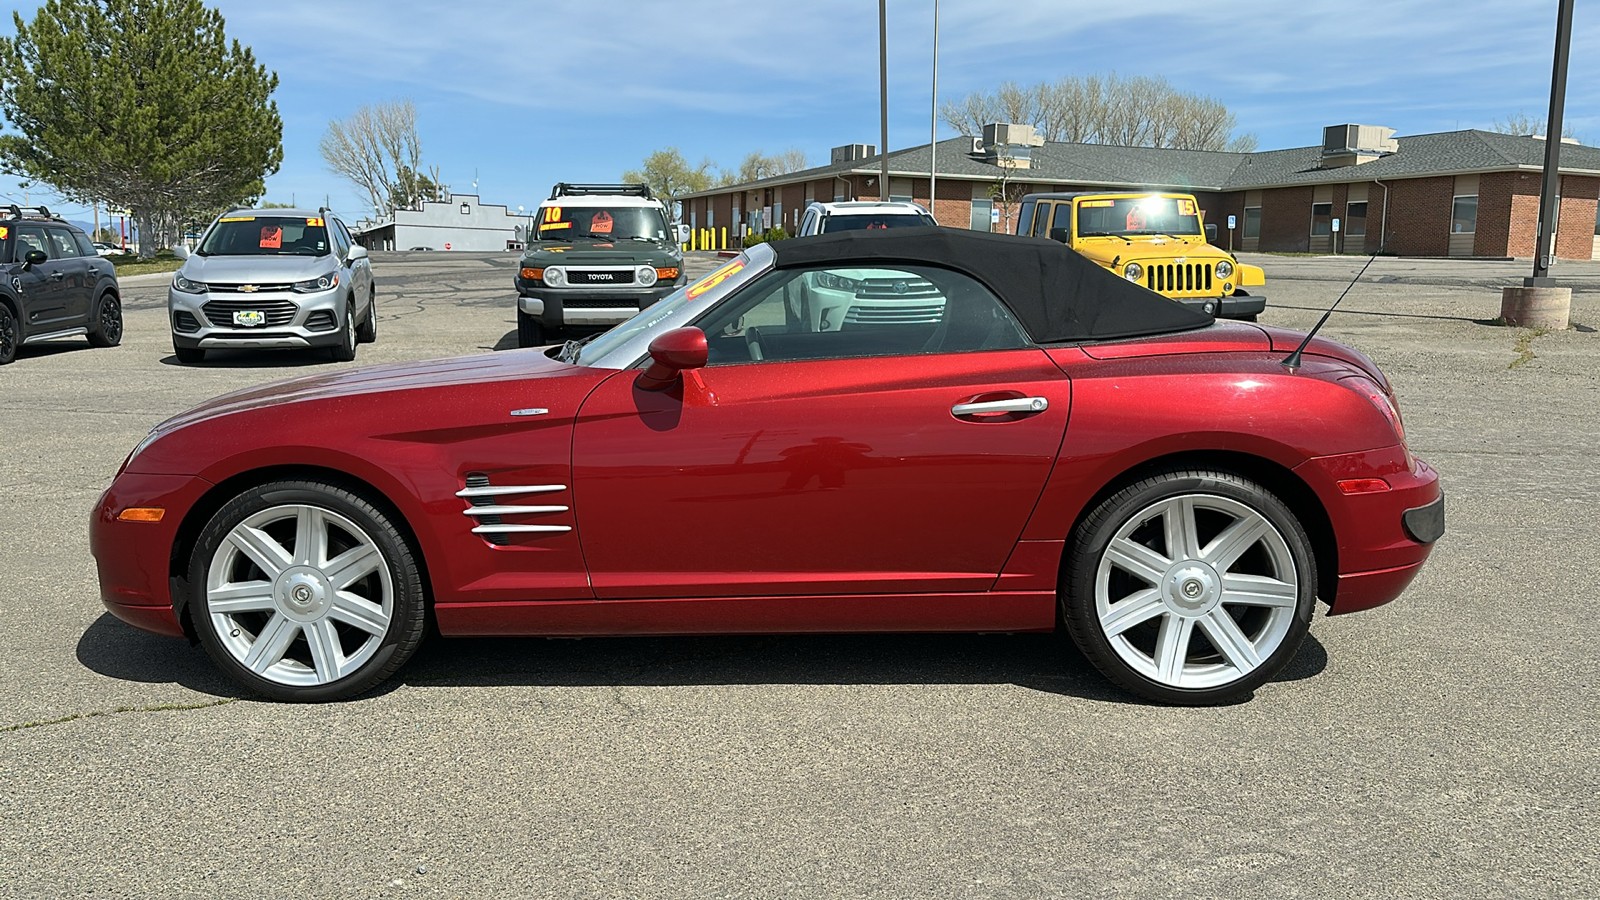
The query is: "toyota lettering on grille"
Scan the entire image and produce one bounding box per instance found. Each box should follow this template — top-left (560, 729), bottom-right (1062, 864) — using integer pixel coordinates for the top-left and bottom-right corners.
top-left (588, 273), bottom-right (614, 281)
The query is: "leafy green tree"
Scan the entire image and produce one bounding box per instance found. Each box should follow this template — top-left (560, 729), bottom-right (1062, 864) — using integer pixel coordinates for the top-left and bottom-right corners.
top-left (0, 0), bottom-right (282, 257)
top-left (623, 148), bottom-right (713, 217)
top-left (390, 164), bottom-right (444, 211)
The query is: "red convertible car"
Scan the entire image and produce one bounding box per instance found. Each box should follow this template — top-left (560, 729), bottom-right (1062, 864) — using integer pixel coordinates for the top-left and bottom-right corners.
top-left (91, 229), bottom-right (1442, 704)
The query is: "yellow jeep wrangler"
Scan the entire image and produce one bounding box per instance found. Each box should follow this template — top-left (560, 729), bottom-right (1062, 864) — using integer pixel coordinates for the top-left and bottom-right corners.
top-left (1017, 191), bottom-right (1266, 320)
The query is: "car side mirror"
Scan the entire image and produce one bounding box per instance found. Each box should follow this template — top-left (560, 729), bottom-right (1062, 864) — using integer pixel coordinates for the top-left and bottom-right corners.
top-left (22, 249), bottom-right (47, 268)
top-left (1205, 223), bottom-right (1218, 243)
top-left (1048, 227), bottom-right (1071, 243)
top-left (637, 327), bottom-right (708, 391)
top-left (677, 223), bottom-right (691, 244)
top-left (348, 244), bottom-right (369, 261)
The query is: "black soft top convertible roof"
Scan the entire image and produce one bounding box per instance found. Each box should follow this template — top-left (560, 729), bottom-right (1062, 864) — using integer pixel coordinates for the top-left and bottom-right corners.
top-left (769, 226), bottom-right (1212, 344)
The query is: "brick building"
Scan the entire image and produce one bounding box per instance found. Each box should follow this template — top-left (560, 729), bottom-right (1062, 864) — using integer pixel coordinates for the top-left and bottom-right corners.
top-left (680, 125), bottom-right (1600, 260)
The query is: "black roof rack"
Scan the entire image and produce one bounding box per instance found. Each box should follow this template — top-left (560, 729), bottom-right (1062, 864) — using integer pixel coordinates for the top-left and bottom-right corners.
top-left (549, 183), bottom-right (654, 201)
top-left (5, 204), bottom-right (62, 222)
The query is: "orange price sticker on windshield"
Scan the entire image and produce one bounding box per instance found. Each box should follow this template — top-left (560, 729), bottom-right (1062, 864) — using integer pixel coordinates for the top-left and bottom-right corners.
top-left (590, 210), bottom-right (614, 234)
top-left (687, 259), bottom-right (744, 300)
top-left (1177, 199), bottom-right (1197, 216)
top-left (259, 225), bottom-right (283, 249)
top-left (306, 217), bottom-right (324, 227)
top-left (0, 226), bottom-right (8, 240)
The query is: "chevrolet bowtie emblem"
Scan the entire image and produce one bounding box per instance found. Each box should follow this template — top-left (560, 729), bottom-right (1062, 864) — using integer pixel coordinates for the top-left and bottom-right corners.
top-left (239, 285), bottom-right (258, 292)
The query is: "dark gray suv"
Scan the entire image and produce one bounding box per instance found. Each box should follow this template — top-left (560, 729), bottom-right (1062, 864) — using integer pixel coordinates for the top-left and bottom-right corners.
top-left (0, 205), bottom-right (123, 365)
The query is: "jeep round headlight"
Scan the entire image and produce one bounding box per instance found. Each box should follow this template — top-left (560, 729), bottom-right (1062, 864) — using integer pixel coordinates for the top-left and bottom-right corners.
top-left (173, 274), bottom-right (207, 294)
top-left (1215, 259), bottom-right (1235, 279)
top-left (635, 265), bottom-right (658, 287)
top-left (543, 266), bottom-right (566, 287)
top-left (291, 272), bottom-right (339, 293)
top-left (1123, 262), bottom-right (1143, 282)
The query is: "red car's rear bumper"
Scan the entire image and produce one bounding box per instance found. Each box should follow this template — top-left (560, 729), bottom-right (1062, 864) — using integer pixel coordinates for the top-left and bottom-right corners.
top-left (1297, 450), bottom-right (1442, 615)
top-left (90, 472), bottom-right (213, 638)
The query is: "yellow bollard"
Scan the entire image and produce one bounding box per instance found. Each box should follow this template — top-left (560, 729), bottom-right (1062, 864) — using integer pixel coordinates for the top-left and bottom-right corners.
top-left (719, 227), bottom-right (727, 250)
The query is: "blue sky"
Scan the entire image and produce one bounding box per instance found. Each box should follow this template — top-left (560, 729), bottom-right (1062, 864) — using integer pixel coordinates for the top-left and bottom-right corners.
top-left (2, 0), bottom-right (1597, 227)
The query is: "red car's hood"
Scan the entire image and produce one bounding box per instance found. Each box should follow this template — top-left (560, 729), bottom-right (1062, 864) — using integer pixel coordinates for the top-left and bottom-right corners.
top-left (156, 349), bottom-right (577, 433)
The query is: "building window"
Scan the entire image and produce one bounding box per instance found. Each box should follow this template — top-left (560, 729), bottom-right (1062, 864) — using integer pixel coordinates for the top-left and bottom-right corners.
top-left (460, 202), bottom-right (470, 215)
top-left (1345, 201), bottom-right (1368, 236)
top-left (1311, 202), bottom-right (1332, 236)
top-left (970, 198), bottom-right (993, 232)
top-left (1593, 200), bottom-right (1599, 235)
top-left (1243, 207), bottom-right (1261, 239)
top-left (1451, 195), bottom-right (1478, 234)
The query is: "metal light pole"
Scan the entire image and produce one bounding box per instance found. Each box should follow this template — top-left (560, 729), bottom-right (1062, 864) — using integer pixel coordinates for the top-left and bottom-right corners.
top-left (878, 0), bottom-right (890, 200)
top-left (929, 0), bottom-right (939, 220)
top-left (1530, 0), bottom-right (1575, 283)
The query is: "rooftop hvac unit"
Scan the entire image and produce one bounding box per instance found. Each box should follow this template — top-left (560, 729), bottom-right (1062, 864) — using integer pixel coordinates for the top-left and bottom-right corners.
top-left (1322, 124), bottom-right (1398, 155)
top-left (830, 144), bottom-right (876, 164)
top-left (982, 123), bottom-right (1044, 148)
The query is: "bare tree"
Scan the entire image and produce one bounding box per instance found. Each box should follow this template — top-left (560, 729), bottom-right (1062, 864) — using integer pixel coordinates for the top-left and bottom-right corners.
top-left (718, 148), bottom-right (810, 185)
top-left (320, 100), bottom-right (424, 215)
top-left (1491, 111), bottom-right (1576, 140)
top-left (942, 73), bottom-right (1256, 152)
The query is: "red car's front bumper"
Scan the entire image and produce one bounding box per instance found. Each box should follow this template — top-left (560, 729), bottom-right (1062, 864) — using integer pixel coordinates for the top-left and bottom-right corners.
top-left (90, 472), bottom-right (214, 638)
top-left (1296, 448), bottom-right (1442, 615)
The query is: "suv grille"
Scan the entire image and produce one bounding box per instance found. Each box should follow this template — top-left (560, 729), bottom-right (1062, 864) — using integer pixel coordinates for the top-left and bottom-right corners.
top-left (208, 283), bottom-right (294, 293)
top-left (563, 298), bottom-right (640, 309)
top-left (1147, 263), bottom-right (1214, 295)
top-left (567, 269), bottom-right (635, 286)
top-left (843, 304), bottom-right (944, 325)
top-left (202, 298), bottom-right (298, 327)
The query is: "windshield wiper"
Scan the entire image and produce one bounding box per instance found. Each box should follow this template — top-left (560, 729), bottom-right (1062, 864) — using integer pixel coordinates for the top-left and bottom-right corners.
top-left (1080, 231), bottom-right (1133, 243)
top-left (575, 232), bottom-right (616, 241)
top-left (558, 331), bottom-right (602, 364)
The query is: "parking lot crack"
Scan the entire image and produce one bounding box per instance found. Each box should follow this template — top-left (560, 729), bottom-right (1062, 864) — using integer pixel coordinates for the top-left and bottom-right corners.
top-left (1508, 327), bottom-right (1551, 369)
top-left (1, 698), bottom-right (237, 735)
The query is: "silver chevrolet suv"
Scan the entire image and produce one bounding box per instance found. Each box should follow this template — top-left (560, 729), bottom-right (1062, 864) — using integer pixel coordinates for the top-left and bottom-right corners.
top-left (168, 207), bottom-right (376, 363)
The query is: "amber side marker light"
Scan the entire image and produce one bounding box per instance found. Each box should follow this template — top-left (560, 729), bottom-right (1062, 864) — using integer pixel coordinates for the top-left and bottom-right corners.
top-left (117, 507), bottom-right (166, 523)
top-left (520, 267), bottom-right (545, 281)
top-left (656, 266), bottom-right (681, 281)
top-left (1336, 479), bottom-right (1391, 495)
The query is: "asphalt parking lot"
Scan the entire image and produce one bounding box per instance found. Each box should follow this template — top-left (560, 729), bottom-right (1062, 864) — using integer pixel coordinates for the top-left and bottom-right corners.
top-left (1, 250), bottom-right (1596, 898)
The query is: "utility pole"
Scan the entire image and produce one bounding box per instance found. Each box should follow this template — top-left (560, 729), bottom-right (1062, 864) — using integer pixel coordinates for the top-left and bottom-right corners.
top-left (929, 0), bottom-right (939, 220)
top-left (1530, 0), bottom-right (1574, 283)
top-left (878, 0), bottom-right (889, 200)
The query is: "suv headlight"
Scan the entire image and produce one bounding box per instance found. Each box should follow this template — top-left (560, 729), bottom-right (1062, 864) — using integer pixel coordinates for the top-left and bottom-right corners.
top-left (1215, 259), bottom-right (1235, 279)
top-left (173, 274), bottom-right (207, 294)
top-left (543, 266), bottom-right (566, 287)
top-left (1122, 262), bottom-right (1143, 282)
top-left (292, 273), bottom-right (339, 293)
top-left (635, 265), bottom-right (658, 287)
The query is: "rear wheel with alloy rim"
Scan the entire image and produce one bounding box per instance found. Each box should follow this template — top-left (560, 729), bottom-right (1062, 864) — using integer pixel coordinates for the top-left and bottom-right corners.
top-left (330, 300), bottom-right (357, 361)
top-left (89, 293), bottom-right (123, 347)
top-left (356, 289), bottom-right (377, 343)
top-left (1062, 469), bottom-right (1316, 705)
top-left (188, 480), bottom-right (426, 702)
top-left (0, 304), bottom-right (17, 364)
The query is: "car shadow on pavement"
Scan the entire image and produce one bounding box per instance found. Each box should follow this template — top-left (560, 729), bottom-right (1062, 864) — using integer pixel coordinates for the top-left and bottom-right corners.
top-left (77, 615), bottom-right (1328, 706)
top-left (157, 350), bottom-right (331, 368)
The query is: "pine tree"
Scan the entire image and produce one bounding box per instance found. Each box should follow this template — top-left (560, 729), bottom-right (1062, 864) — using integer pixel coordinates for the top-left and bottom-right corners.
top-left (0, 0), bottom-right (283, 256)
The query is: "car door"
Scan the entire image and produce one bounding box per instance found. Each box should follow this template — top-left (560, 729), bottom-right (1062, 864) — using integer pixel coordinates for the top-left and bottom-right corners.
top-left (10, 224), bottom-right (72, 331)
top-left (45, 227), bottom-right (93, 324)
top-left (571, 262), bottom-right (1073, 600)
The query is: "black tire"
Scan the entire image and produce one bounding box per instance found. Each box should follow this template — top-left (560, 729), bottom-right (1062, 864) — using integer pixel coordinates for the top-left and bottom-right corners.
top-left (186, 479), bottom-right (427, 702)
top-left (517, 310), bottom-right (544, 348)
top-left (355, 290), bottom-right (377, 343)
top-left (89, 292), bottom-right (123, 347)
top-left (330, 300), bottom-right (357, 361)
top-left (174, 343), bottom-right (206, 364)
top-left (0, 303), bottom-right (17, 365)
top-left (1061, 468), bottom-right (1317, 705)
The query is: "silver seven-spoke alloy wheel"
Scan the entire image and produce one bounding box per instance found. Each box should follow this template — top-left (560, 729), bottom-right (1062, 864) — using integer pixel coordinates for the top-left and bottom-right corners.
top-left (189, 481), bottom-right (425, 701)
top-left (1063, 469), bottom-right (1316, 705)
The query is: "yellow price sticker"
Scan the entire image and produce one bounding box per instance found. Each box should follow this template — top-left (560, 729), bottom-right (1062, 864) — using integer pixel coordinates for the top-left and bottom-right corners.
top-left (1177, 199), bottom-right (1197, 216)
top-left (306, 217), bottom-right (324, 227)
top-left (219, 216), bottom-right (255, 222)
top-left (1079, 199), bottom-right (1114, 208)
top-left (0, 226), bottom-right (8, 240)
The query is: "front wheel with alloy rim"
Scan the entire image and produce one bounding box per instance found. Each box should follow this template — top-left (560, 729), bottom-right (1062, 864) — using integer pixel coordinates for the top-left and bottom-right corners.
top-left (187, 480), bottom-right (426, 701)
top-left (1062, 469), bottom-right (1317, 705)
top-left (89, 293), bottom-right (123, 347)
top-left (0, 304), bottom-right (17, 364)
top-left (329, 300), bottom-right (357, 361)
top-left (355, 290), bottom-right (377, 343)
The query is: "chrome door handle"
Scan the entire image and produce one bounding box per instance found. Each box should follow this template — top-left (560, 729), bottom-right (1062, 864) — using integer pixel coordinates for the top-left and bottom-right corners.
top-left (48, 272), bottom-right (65, 281)
top-left (951, 397), bottom-right (1049, 416)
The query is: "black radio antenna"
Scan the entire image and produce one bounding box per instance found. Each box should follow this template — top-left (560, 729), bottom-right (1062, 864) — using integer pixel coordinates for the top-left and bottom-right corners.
top-left (1282, 252), bottom-right (1379, 371)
